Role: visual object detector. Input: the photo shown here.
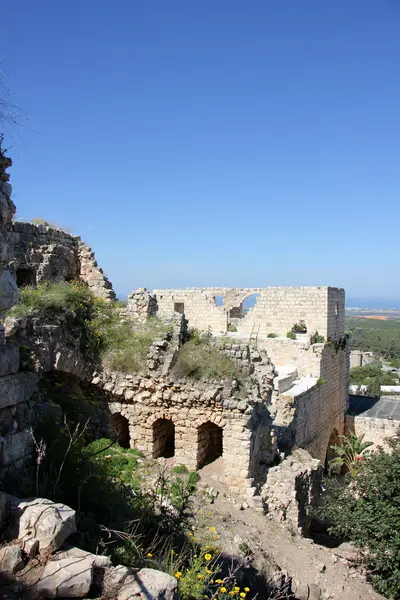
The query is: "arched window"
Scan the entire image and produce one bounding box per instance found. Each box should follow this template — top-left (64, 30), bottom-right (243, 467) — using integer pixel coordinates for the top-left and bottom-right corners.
top-left (110, 413), bottom-right (130, 449)
top-left (197, 421), bottom-right (223, 468)
top-left (153, 418), bottom-right (175, 458)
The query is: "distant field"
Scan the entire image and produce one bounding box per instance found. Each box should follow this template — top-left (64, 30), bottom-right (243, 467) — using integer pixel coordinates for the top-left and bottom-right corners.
top-left (345, 316), bottom-right (400, 359)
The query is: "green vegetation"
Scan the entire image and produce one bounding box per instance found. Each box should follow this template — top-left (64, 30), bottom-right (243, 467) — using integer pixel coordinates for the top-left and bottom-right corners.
top-left (286, 331), bottom-right (296, 340)
top-left (310, 332), bottom-right (325, 344)
top-left (267, 332), bottom-right (277, 338)
top-left (9, 282), bottom-right (170, 373)
top-left (291, 319), bottom-right (307, 333)
top-left (346, 316), bottom-right (400, 359)
top-left (349, 364), bottom-right (398, 386)
top-left (321, 434), bottom-right (400, 598)
top-left (172, 330), bottom-right (245, 382)
top-left (227, 323), bottom-right (237, 332)
top-left (328, 432), bottom-right (373, 476)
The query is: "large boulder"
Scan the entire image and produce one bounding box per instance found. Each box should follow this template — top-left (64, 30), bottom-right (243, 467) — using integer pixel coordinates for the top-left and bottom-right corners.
top-left (0, 544), bottom-right (24, 574)
top-left (118, 568), bottom-right (178, 600)
top-left (35, 556), bottom-right (93, 597)
top-left (17, 498), bottom-right (76, 553)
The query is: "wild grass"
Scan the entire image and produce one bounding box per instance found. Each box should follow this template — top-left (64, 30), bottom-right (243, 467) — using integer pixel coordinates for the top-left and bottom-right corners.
top-left (9, 281), bottom-right (170, 373)
top-left (9, 281), bottom-right (93, 319)
top-left (172, 333), bottom-right (244, 381)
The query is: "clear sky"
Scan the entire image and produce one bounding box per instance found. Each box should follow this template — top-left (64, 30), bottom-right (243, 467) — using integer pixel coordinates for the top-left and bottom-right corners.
top-left (2, 1), bottom-right (400, 301)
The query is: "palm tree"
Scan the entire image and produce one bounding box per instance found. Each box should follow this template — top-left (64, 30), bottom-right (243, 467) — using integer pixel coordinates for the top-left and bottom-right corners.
top-left (329, 433), bottom-right (373, 476)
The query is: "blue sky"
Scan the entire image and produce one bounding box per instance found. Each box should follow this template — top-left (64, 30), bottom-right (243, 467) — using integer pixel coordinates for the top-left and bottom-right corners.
top-left (2, 1), bottom-right (400, 301)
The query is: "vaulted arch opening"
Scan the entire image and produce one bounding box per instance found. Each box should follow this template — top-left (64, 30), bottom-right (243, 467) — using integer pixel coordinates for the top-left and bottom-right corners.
top-left (197, 421), bottom-right (223, 469)
top-left (153, 418), bottom-right (175, 458)
top-left (110, 413), bottom-right (130, 449)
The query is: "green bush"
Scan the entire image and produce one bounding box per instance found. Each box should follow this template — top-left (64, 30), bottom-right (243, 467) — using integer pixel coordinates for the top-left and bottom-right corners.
top-left (349, 364), bottom-right (397, 386)
top-left (172, 335), bottom-right (245, 381)
top-left (320, 434), bottom-right (400, 598)
top-left (267, 333), bottom-right (277, 338)
top-left (227, 323), bottom-right (237, 332)
top-left (286, 331), bottom-right (296, 340)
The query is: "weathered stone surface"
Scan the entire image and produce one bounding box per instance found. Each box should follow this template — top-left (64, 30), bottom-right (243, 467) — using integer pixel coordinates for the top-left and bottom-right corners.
top-left (0, 344), bottom-right (19, 376)
top-left (55, 544), bottom-right (112, 569)
top-left (118, 568), bottom-right (178, 600)
top-left (0, 492), bottom-right (6, 528)
top-left (17, 498), bottom-right (76, 552)
top-left (0, 371), bottom-right (38, 409)
top-left (1, 430), bottom-right (33, 466)
top-left (0, 544), bottom-right (24, 574)
top-left (0, 269), bottom-right (19, 311)
top-left (35, 556), bottom-right (93, 597)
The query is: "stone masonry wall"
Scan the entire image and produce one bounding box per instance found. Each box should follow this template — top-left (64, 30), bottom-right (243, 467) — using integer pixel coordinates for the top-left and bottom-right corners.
top-left (0, 151), bottom-right (38, 477)
top-left (12, 221), bottom-right (115, 300)
top-left (153, 286), bottom-right (345, 341)
top-left (345, 413), bottom-right (400, 451)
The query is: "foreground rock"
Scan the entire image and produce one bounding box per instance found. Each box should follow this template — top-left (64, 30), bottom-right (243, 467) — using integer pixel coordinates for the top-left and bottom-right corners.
top-left (118, 568), bottom-right (178, 600)
top-left (35, 556), bottom-right (94, 598)
top-left (0, 544), bottom-right (24, 574)
top-left (16, 497), bottom-right (76, 553)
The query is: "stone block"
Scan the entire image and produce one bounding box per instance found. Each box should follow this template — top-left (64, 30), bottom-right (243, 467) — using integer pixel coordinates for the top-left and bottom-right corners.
top-left (1, 430), bottom-right (33, 466)
top-left (119, 568), bottom-right (178, 600)
top-left (0, 371), bottom-right (38, 409)
top-left (17, 498), bottom-right (76, 553)
top-left (35, 556), bottom-right (93, 597)
top-left (0, 544), bottom-right (24, 574)
top-left (0, 269), bottom-right (19, 311)
top-left (0, 344), bottom-right (19, 376)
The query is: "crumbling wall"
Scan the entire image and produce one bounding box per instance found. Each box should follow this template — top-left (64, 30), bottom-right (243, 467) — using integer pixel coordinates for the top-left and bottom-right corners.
top-left (0, 151), bottom-right (38, 477)
top-left (262, 448), bottom-right (322, 535)
top-left (152, 286), bottom-right (345, 342)
top-left (125, 288), bottom-right (157, 322)
top-left (12, 221), bottom-right (115, 300)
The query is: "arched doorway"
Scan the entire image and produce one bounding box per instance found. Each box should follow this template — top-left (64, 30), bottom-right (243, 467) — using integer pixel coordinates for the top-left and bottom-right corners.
top-left (16, 267), bottom-right (36, 288)
top-left (153, 418), bottom-right (175, 458)
top-left (197, 421), bottom-right (223, 468)
top-left (110, 413), bottom-right (130, 449)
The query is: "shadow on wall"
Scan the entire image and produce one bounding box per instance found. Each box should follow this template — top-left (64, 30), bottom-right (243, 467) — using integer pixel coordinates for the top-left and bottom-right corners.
top-left (153, 418), bottom-right (175, 458)
top-left (197, 421), bottom-right (223, 469)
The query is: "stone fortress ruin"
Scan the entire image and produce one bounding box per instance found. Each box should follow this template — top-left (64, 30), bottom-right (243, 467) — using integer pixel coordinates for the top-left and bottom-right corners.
top-left (1, 213), bottom-right (350, 524)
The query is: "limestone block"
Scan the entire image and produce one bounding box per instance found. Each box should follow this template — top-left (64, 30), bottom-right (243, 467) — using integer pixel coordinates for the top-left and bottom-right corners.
top-left (17, 498), bottom-right (76, 553)
top-left (55, 544), bottom-right (112, 569)
top-left (35, 556), bottom-right (94, 597)
top-left (0, 372), bottom-right (38, 409)
top-left (0, 270), bottom-right (19, 311)
top-left (1, 430), bottom-right (33, 466)
top-left (0, 544), bottom-right (24, 574)
top-left (119, 568), bottom-right (178, 600)
top-left (0, 344), bottom-right (19, 376)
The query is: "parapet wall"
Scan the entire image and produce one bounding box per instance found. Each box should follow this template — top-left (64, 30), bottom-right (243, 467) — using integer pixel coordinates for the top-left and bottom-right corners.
top-left (12, 221), bottom-right (115, 300)
top-left (153, 286), bottom-right (345, 341)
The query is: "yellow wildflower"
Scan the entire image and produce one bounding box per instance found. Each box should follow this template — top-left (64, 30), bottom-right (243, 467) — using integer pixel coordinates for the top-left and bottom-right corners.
top-left (204, 553), bottom-right (212, 561)
top-left (240, 594), bottom-right (246, 598)
top-left (216, 579), bottom-right (223, 584)
top-left (206, 569), bottom-right (212, 574)
top-left (220, 587), bottom-right (227, 593)
top-left (174, 572), bottom-right (182, 579)
top-left (234, 587), bottom-right (240, 592)
top-left (146, 553), bottom-right (153, 558)
top-left (244, 588), bottom-right (250, 592)
top-left (209, 526), bottom-right (216, 532)
top-left (197, 574), bottom-right (202, 580)
top-left (188, 532), bottom-right (193, 537)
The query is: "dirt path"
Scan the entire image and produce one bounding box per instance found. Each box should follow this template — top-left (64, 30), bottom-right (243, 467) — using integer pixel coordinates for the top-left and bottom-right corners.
top-left (192, 461), bottom-right (386, 600)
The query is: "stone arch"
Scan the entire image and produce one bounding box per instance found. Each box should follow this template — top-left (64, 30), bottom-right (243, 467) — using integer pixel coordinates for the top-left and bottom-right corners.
top-left (110, 412), bottom-right (130, 449)
top-left (152, 418), bottom-right (175, 458)
top-left (197, 420), bottom-right (224, 469)
top-left (228, 292), bottom-right (261, 320)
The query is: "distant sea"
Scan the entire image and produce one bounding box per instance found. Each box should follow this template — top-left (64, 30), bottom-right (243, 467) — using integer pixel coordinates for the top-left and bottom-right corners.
top-left (346, 298), bottom-right (400, 309)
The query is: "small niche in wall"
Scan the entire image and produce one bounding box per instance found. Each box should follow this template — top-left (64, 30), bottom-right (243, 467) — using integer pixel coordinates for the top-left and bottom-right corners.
top-left (16, 268), bottom-right (36, 288)
top-left (174, 302), bottom-right (185, 314)
top-left (214, 295), bottom-right (224, 307)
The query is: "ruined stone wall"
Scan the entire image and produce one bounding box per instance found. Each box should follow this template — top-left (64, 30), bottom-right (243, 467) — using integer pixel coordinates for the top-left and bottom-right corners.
top-left (0, 152), bottom-right (38, 477)
top-left (345, 413), bottom-right (400, 450)
top-left (152, 286), bottom-right (345, 341)
top-left (12, 221), bottom-right (115, 300)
